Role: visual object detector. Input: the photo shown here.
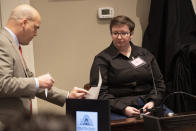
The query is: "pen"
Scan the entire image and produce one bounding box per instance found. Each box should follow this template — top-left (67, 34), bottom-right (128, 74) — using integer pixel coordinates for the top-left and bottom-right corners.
top-left (45, 72), bottom-right (50, 98)
top-left (45, 88), bottom-right (48, 98)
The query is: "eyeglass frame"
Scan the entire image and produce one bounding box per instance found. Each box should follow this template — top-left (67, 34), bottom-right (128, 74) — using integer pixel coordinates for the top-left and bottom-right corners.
top-left (111, 32), bottom-right (131, 37)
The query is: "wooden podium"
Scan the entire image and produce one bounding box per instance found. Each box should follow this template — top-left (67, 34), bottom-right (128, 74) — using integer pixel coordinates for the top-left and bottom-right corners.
top-left (111, 112), bottom-right (196, 131)
top-left (111, 117), bottom-right (144, 131)
top-left (143, 111), bottom-right (196, 131)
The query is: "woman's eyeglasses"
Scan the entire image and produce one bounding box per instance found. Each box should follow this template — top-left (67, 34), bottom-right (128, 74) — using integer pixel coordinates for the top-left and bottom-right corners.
top-left (111, 32), bottom-right (130, 37)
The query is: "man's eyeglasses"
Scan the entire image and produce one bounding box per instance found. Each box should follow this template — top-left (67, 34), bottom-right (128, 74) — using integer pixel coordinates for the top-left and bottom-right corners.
top-left (111, 32), bottom-right (130, 37)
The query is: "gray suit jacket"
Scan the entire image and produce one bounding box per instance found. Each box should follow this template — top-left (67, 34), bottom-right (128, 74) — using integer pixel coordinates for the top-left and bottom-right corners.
top-left (0, 28), bottom-right (67, 123)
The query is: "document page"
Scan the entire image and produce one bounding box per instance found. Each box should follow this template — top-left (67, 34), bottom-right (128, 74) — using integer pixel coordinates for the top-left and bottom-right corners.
top-left (85, 69), bottom-right (102, 99)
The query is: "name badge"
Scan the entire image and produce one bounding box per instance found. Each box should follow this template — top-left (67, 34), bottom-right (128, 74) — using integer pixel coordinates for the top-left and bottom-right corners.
top-left (130, 57), bottom-right (146, 68)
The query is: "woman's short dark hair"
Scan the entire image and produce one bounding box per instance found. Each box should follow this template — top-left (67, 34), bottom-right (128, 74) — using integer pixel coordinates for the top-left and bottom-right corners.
top-left (110, 15), bottom-right (135, 34)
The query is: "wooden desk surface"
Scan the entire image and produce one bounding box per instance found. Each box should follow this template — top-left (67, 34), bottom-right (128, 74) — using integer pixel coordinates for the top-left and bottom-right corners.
top-left (110, 112), bottom-right (196, 131)
top-left (110, 117), bottom-right (145, 131)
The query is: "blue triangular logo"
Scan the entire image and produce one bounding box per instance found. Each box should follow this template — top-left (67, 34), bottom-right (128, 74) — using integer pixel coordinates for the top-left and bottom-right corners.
top-left (80, 114), bottom-right (93, 126)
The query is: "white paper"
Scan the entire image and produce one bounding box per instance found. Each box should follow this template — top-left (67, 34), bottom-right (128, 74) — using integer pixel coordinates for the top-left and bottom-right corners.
top-left (131, 57), bottom-right (145, 66)
top-left (85, 68), bottom-right (102, 99)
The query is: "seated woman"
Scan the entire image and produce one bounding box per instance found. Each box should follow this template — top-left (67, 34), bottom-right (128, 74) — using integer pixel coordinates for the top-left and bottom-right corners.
top-left (90, 15), bottom-right (172, 120)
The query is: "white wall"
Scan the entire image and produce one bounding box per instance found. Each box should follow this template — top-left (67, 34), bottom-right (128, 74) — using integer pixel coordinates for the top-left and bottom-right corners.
top-left (192, 0), bottom-right (196, 13)
top-left (30, 0), bottom-right (151, 114)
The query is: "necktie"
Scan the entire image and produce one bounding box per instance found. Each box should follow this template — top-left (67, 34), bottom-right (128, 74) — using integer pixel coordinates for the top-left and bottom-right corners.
top-left (19, 45), bottom-right (23, 56)
top-left (19, 45), bottom-right (32, 113)
top-left (19, 45), bottom-right (27, 68)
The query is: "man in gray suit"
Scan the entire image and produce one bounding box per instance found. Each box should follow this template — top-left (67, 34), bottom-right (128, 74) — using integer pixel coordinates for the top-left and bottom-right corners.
top-left (0, 4), bottom-right (88, 125)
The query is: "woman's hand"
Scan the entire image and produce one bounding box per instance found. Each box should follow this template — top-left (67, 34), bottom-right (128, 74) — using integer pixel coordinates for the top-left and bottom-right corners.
top-left (124, 106), bottom-right (140, 117)
top-left (142, 101), bottom-right (155, 115)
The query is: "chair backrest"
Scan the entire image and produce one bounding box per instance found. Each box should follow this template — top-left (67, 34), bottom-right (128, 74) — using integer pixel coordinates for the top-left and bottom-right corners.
top-left (83, 83), bottom-right (91, 90)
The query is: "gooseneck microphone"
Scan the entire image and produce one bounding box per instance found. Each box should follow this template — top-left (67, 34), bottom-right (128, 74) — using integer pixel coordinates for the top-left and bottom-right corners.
top-left (150, 64), bottom-right (158, 96)
top-left (161, 91), bottom-right (196, 107)
top-left (142, 63), bottom-right (196, 117)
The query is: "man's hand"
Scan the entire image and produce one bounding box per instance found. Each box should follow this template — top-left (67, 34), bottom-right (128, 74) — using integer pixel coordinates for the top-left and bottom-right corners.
top-left (142, 101), bottom-right (155, 115)
top-left (37, 74), bottom-right (55, 89)
top-left (124, 106), bottom-right (140, 117)
top-left (69, 87), bottom-right (88, 99)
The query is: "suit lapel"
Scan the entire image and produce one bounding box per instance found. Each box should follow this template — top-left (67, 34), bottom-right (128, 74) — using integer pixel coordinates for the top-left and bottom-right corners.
top-left (1, 29), bottom-right (29, 77)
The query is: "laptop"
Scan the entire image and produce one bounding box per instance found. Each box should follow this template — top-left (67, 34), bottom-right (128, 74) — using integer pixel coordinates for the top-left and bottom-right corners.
top-left (66, 99), bottom-right (110, 131)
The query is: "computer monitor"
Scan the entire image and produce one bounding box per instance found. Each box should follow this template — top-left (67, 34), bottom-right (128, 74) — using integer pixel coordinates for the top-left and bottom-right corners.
top-left (66, 99), bottom-right (110, 131)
